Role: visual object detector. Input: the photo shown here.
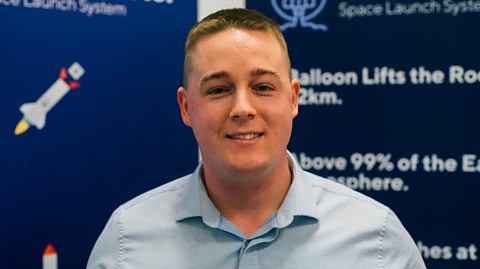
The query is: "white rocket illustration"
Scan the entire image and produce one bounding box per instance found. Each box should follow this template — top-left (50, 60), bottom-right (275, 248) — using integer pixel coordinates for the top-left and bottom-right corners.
top-left (43, 244), bottom-right (58, 269)
top-left (14, 62), bottom-right (85, 135)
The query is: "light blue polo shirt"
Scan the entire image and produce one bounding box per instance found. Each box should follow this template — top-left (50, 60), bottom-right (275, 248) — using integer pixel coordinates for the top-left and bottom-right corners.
top-left (87, 154), bottom-right (426, 269)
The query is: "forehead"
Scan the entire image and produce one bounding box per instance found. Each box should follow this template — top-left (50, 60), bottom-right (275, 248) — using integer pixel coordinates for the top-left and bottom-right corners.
top-left (188, 28), bottom-right (289, 83)
top-left (193, 26), bottom-right (282, 48)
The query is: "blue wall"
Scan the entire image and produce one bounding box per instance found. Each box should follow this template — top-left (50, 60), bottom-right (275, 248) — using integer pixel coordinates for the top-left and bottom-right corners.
top-left (1, 0), bottom-right (478, 268)
top-left (1, 1), bottom-right (196, 268)
top-left (249, 1), bottom-right (479, 268)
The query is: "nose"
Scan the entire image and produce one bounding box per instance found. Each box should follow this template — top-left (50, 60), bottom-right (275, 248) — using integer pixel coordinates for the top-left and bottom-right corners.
top-left (229, 89), bottom-right (256, 120)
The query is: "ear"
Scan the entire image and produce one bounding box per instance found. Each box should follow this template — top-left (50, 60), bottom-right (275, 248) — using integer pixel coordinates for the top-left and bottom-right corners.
top-left (177, 87), bottom-right (192, 127)
top-left (291, 79), bottom-right (300, 118)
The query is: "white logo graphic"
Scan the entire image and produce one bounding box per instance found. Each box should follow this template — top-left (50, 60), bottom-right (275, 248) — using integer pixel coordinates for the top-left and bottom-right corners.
top-left (271, 0), bottom-right (328, 31)
top-left (143, 0), bottom-right (174, 4)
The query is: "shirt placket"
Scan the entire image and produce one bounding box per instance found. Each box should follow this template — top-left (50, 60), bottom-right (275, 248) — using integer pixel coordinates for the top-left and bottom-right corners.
top-left (237, 228), bottom-right (280, 269)
top-left (238, 239), bottom-right (256, 269)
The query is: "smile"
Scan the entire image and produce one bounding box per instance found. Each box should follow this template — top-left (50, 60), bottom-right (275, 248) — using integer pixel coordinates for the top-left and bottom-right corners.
top-left (226, 133), bottom-right (264, 140)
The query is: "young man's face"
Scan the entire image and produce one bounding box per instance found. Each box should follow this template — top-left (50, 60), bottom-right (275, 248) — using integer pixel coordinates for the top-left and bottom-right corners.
top-left (178, 28), bottom-right (299, 177)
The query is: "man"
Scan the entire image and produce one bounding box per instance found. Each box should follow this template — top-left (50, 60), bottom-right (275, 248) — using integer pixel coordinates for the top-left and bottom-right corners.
top-left (87, 9), bottom-right (426, 268)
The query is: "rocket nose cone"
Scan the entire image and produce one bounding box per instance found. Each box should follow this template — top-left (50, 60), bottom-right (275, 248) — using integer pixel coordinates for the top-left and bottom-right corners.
top-left (43, 244), bottom-right (57, 256)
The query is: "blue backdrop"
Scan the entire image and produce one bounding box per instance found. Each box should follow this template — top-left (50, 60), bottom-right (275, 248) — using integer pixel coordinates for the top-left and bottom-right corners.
top-left (1, 1), bottom-right (197, 268)
top-left (249, 1), bottom-right (480, 268)
top-left (1, 0), bottom-right (478, 268)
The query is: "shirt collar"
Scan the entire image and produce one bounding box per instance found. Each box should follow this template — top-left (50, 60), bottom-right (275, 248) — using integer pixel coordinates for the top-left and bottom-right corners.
top-left (175, 165), bottom-right (221, 228)
top-left (276, 152), bottom-right (320, 227)
top-left (175, 151), bottom-right (320, 227)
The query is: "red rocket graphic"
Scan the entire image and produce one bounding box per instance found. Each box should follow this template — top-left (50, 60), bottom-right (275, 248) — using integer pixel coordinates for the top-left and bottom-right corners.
top-left (43, 244), bottom-right (57, 269)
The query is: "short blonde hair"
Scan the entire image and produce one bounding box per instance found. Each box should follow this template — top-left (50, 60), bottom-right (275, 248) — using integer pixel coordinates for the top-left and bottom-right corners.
top-left (183, 8), bottom-right (290, 87)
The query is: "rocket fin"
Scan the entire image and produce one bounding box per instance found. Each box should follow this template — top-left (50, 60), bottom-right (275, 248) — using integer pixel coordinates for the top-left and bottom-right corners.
top-left (36, 113), bottom-right (46, 129)
top-left (60, 67), bottom-right (67, 80)
top-left (20, 102), bottom-right (46, 129)
top-left (20, 102), bottom-right (36, 114)
top-left (69, 81), bottom-right (80, 90)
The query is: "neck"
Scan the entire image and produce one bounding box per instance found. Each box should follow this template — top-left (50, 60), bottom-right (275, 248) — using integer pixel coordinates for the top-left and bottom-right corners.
top-left (202, 154), bottom-right (292, 237)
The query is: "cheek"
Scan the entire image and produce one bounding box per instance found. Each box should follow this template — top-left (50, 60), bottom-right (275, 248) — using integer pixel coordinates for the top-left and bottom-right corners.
top-left (264, 97), bottom-right (294, 139)
top-left (189, 102), bottom-right (221, 133)
top-left (264, 95), bottom-right (295, 119)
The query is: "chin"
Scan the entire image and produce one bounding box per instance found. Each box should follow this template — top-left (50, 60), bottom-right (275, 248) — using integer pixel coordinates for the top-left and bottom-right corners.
top-left (225, 155), bottom-right (272, 173)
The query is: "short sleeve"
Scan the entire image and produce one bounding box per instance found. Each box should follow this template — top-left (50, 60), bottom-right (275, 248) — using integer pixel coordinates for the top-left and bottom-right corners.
top-left (381, 208), bottom-right (427, 269)
top-left (86, 208), bottom-right (123, 269)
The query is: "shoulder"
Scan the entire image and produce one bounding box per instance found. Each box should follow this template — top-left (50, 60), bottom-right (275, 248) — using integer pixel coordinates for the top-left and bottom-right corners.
top-left (289, 151), bottom-right (389, 219)
top-left (114, 174), bottom-right (191, 220)
top-left (298, 170), bottom-right (398, 238)
top-left (297, 171), bottom-right (426, 268)
top-left (303, 170), bottom-right (388, 213)
top-left (86, 174), bottom-right (195, 269)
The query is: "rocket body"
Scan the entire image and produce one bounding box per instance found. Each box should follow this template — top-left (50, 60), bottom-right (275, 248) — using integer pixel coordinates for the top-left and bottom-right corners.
top-left (20, 79), bottom-right (70, 129)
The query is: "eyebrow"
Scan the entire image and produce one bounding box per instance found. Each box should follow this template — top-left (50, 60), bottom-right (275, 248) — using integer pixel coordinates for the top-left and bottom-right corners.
top-left (250, 68), bottom-right (280, 78)
top-left (199, 68), bottom-right (281, 86)
top-left (200, 71), bottom-right (229, 86)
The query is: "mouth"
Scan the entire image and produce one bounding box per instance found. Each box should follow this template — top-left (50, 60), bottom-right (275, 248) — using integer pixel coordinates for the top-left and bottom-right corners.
top-left (226, 133), bottom-right (264, 140)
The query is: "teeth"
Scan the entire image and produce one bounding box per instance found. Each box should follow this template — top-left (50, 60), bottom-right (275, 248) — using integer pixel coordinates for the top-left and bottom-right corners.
top-left (230, 133), bottom-right (261, 140)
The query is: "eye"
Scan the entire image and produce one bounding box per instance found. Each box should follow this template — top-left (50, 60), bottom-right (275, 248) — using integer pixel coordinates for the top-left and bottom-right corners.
top-left (254, 84), bottom-right (275, 92)
top-left (206, 87), bottom-right (230, 95)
